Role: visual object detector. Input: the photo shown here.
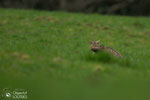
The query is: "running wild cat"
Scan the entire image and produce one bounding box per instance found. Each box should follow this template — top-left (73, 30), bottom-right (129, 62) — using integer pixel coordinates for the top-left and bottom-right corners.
top-left (90, 40), bottom-right (122, 58)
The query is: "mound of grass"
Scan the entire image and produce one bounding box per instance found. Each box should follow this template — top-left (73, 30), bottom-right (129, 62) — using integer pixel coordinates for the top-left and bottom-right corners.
top-left (86, 51), bottom-right (114, 63)
top-left (85, 51), bottom-right (135, 68)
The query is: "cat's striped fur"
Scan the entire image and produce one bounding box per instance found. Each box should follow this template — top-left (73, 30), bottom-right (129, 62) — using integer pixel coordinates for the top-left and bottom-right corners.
top-left (90, 40), bottom-right (122, 58)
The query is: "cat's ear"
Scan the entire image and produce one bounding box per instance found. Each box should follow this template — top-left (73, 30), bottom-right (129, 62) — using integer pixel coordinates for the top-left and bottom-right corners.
top-left (90, 41), bottom-right (93, 44)
top-left (96, 40), bottom-right (100, 44)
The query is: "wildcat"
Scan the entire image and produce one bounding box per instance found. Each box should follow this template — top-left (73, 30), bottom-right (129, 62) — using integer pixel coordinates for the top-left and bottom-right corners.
top-left (90, 40), bottom-right (122, 58)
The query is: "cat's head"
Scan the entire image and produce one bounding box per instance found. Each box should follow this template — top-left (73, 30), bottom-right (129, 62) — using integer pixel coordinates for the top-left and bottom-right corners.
top-left (90, 40), bottom-right (104, 52)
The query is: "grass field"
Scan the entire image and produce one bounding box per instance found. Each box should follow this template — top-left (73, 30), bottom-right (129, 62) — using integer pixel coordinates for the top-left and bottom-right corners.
top-left (0, 8), bottom-right (150, 100)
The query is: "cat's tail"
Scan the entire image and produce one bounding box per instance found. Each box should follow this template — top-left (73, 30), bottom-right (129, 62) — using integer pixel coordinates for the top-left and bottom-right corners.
top-left (105, 47), bottom-right (122, 58)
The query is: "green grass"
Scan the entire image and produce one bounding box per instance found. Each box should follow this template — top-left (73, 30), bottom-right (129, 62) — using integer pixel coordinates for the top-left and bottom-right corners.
top-left (0, 8), bottom-right (150, 100)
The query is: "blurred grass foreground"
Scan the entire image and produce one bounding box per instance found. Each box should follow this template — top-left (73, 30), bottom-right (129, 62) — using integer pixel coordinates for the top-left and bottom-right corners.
top-left (0, 8), bottom-right (150, 100)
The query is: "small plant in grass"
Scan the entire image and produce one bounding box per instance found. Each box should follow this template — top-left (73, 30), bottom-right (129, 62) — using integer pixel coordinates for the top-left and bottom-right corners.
top-left (86, 51), bottom-right (115, 63)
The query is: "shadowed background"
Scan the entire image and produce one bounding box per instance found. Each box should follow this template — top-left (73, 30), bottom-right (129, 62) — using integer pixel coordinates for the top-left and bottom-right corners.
top-left (0, 0), bottom-right (150, 16)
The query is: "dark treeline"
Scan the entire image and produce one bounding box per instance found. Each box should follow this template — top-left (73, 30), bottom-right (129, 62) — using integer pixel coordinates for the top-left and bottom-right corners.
top-left (0, 0), bottom-right (150, 16)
